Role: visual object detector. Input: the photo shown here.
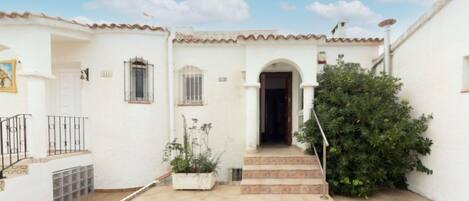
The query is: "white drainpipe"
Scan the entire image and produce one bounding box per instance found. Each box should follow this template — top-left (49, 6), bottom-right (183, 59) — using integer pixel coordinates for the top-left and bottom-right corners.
top-left (379, 19), bottom-right (397, 75)
top-left (384, 26), bottom-right (392, 74)
top-left (167, 28), bottom-right (175, 141)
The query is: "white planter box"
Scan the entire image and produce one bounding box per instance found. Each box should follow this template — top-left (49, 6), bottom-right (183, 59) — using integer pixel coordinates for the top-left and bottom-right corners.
top-left (172, 172), bottom-right (216, 190)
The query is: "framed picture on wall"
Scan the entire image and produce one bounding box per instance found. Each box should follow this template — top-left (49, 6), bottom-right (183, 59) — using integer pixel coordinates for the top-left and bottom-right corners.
top-left (0, 59), bottom-right (17, 93)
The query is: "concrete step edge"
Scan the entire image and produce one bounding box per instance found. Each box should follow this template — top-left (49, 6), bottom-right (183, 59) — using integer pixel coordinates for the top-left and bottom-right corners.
top-left (241, 178), bottom-right (325, 185)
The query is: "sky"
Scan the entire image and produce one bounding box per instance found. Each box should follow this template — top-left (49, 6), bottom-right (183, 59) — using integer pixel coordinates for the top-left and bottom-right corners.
top-left (0, 0), bottom-right (437, 40)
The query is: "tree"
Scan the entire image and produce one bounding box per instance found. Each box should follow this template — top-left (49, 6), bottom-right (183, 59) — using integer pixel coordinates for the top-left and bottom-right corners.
top-left (295, 56), bottom-right (433, 197)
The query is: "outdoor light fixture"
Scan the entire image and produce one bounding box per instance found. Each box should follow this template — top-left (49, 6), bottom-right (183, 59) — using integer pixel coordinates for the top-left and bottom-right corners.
top-left (80, 68), bottom-right (89, 81)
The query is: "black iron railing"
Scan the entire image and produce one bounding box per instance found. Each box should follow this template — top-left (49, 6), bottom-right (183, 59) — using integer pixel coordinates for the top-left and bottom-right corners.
top-left (47, 116), bottom-right (88, 156)
top-left (0, 114), bottom-right (31, 179)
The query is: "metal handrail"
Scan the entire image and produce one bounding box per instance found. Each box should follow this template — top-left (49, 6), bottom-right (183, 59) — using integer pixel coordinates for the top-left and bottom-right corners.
top-left (311, 109), bottom-right (329, 200)
top-left (0, 114), bottom-right (31, 123)
top-left (0, 114), bottom-right (31, 179)
top-left (47, 115), bottom-right (89, 156)
top-left (312, 110), bottom-right (329, 146)
top-left (121, 180), bottom-right (159, 201)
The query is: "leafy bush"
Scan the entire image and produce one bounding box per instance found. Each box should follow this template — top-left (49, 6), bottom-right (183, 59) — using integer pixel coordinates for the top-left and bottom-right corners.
top-left (163, 116), bottom-right (222, 173)
top-left (295, 56), bottom-right (433, 197)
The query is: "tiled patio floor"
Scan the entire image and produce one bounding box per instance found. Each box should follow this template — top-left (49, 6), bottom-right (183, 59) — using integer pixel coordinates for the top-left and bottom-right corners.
top-left (134, 185), bottom-right (334, 201)
top-left (334, 188), bottom-right (430, 201)
top-left (84, 191), bottom-right (132, 201)
top-left (83, 185), bottom-right (430, 201)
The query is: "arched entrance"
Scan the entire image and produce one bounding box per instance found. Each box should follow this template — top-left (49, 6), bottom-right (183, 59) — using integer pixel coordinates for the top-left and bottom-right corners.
top-left (258, 61), bottom-right (302, 147)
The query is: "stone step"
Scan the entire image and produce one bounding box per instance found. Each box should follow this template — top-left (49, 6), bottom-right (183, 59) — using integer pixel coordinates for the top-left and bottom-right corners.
top-left (240, 178), bottom-right (328, 194)
top-left (242, 165), bottom-right (322, 179)
top-left (244, 155), bottom-right (318, 165)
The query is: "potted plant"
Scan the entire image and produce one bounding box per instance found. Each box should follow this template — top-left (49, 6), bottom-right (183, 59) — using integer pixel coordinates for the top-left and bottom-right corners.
top-left (163, 115), bottom-right (222, 190)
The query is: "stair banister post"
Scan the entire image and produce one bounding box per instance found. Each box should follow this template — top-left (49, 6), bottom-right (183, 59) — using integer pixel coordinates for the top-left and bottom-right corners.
top-left (321, 139), bottom-right (328, 200)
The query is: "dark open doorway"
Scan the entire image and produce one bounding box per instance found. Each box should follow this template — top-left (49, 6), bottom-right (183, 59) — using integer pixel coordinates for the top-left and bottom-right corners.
top-left (260, 72), bottom-right (292, 146)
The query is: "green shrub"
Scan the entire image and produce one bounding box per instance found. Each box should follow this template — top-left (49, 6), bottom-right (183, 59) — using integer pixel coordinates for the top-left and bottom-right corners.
top-left (295, 56), bottom-right (433, 197)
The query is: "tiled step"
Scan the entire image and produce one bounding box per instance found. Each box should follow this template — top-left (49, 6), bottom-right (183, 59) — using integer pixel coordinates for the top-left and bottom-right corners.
top-left (1, 163), bottom-right (30, 192)
top-left (2, 164), bottom-right (29, 177)
top-left (242, 165), bottom-right (322, 179)
top-left (244, 155), bottom-right (318, 165)
top-left (241, 178), bottom-right (328, 194)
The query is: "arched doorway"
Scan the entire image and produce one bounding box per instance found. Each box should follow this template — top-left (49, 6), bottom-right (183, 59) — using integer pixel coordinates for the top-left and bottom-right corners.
top-left (258, 61), bottom-right (302, 147)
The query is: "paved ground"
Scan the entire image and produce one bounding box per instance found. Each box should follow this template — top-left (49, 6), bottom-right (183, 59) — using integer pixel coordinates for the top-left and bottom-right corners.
top-left (133, 185), bottom-right (332, 201)
top-left (334, 188), bottom-right (430, 201)
top-left (83, 185), bottom-right (430, 201)
top-left (84, 191), bottom-right (132, 201)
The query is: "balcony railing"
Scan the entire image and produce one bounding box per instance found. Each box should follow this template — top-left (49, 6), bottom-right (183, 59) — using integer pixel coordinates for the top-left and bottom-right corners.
top-left (47, 115), bottom-right (88, 156)
top-left (0, 114), bottom-right (31, 178)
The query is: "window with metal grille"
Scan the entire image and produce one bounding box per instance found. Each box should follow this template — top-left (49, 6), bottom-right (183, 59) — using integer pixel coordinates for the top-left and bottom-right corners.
top-left (179, 66), bottom-right (204, 105)
top-left (124, 57), bottom-right (154, 103)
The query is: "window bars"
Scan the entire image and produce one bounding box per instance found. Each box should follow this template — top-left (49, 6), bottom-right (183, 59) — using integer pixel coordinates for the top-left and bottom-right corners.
top-left (124, 57), bottom-right (155, 103)
top-left (47, 116), bottom-right (88, 156)
top-left (0, 114), bottom-right (30, 179)
top-left (179, 66), bottom-right (204, 105)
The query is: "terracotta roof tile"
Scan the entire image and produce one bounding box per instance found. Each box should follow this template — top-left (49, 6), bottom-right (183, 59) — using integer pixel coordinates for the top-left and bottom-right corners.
top-left (174, 32), bottom-right (383, 44)
top-left (0, 11), bottom-right (167, 32)
top-left (0, 11), bottom-right (381, 44)
top-left (326, 37), bottom-right (383, 43)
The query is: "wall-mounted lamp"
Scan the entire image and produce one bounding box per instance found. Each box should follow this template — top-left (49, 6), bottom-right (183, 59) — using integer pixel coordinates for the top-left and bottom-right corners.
top-left (80, 68), bottom-right (89, 81)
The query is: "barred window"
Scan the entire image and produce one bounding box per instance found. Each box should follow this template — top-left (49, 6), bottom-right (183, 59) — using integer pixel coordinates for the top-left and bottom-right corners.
top-left (124, 57), bottom-right (154, 103)
top-left (179, 66), bottom-right (204, 105)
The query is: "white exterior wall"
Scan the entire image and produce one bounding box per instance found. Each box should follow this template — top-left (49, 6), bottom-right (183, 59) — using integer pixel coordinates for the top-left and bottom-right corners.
top-left (390, 0), bottom-right (469, 200)
top-left (51, 31), bottom-right (170, 189)
top-left (173, 44), bottom-right (246, 181)
top-left (319, 45), bottom-right (379, 69)
top-left (0, 26), bottom-right (52, 116)
top-left (244, 43), bottom-right (318, 85)
top-left (0, 154), bottom-right (93, 201)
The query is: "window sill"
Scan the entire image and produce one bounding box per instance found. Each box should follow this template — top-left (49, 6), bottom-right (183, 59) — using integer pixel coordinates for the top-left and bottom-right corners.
top-left (128, 100), bottom-right (152, 104)
top-left (178, 103), bottom-right (205, 107)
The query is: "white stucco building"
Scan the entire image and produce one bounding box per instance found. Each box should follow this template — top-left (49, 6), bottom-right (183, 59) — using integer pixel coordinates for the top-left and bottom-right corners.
top-left (0, 11), bottom-right (381, 200)
top-left (373, 0), bottom-right (468, 200)
top-left (0, 0), bottom-right (466, 200)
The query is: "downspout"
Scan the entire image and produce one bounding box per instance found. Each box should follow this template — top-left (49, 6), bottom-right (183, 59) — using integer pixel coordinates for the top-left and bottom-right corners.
top-left (378, 19), bottom-right (397, 75)
top-left (167, 28), bottom-right (175, 141)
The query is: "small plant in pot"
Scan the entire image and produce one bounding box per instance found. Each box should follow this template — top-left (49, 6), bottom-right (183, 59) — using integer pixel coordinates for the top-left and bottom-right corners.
top-left (163, 115), bottom-right (222, 190)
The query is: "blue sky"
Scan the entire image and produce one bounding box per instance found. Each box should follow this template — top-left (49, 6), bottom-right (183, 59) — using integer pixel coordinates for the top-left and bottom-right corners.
top-left (1, 0), bottom-right (436, 39)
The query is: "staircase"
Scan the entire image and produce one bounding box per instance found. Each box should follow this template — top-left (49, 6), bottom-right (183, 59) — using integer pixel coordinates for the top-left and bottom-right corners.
top-left (240, 146), bottom-right (328, 195)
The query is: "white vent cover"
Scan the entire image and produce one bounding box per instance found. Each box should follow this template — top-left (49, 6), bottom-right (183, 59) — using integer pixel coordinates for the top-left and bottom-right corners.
top-left (100, 70), bottom-right (113, 78)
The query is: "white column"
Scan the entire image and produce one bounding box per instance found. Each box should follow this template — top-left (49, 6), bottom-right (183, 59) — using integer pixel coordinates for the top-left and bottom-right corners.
top-left (301, 84), bottom-right (315, 122)
top-left (26, 76), bottom-right (50, 158)
top-left (297, 83), bottom-right (315, 150)
top-left (244, 82), bottom-right (260, 153)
